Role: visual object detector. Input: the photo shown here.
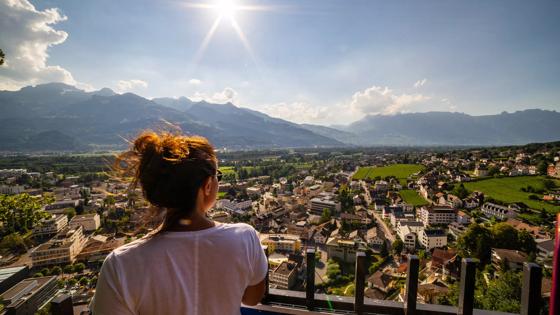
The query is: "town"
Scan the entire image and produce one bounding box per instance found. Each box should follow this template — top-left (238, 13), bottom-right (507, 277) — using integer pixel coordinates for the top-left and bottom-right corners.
top-left (0, 142), bottom-right (559, 314)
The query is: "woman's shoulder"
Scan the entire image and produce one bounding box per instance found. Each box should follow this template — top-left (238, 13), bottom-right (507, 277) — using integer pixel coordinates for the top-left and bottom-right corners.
top-left (216, 222), bottom-right (259, 238)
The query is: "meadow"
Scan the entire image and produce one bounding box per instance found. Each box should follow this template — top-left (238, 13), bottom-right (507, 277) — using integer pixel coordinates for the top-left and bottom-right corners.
top-left (463, 176), bottom-right (560, 213)
top-left (353, 164), bottom-right (425, 185)
top-left (399, 189), bottom-right (429, 206)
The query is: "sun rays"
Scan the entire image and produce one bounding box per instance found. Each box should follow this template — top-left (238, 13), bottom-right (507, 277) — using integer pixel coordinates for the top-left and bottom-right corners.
top-left (184, 0), bottom-right (274, 71)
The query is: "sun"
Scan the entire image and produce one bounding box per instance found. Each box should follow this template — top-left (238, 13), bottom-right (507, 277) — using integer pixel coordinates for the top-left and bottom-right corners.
top-left (215, 0), bottom-right (238, 18)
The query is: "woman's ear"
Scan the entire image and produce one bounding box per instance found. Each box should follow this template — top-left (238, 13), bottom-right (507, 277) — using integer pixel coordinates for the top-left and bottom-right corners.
top-left (204, 177), bottom-right (213, 196)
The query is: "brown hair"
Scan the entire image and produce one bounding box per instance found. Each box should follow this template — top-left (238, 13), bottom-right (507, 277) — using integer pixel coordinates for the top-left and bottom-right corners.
top-left (115, 131), bottom-right (217, 234)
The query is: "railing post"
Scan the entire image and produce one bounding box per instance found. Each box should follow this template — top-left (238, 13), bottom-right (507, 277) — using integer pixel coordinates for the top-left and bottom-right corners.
top-left (306, 248), bottom-right (316, 311)
top-left (354, 252), bottom-right (366, 314)
top-left (262, 245), bottom-right (269, 304)
top-left (457, 258), bottom-right (477, 315)
top-left (521, 262), bottom-right (542, 315)
top-left (405, 255), bottom-right (419, 315)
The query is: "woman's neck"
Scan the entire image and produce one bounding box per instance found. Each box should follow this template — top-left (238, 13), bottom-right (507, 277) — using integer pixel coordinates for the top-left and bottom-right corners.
top-left (166, 211), bottom-right (216, 232)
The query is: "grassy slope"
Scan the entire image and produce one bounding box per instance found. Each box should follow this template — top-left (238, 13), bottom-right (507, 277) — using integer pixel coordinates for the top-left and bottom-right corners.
top-left (353, 164), bottom-right (425, 185)
top-left (399, 189), bottom-right (429, 206)
top-left (463, 176), bottom-right (560, 213)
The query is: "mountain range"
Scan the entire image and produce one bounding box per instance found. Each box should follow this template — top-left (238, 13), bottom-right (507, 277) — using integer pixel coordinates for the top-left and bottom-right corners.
top-left (0, 83), bottom-right (559, 151)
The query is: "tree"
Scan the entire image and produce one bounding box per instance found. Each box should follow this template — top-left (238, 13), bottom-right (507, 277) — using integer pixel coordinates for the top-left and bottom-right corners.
top-left (326, 259), bottom-right (341, 279)
top-left (0, 193), bottom-right (52, 235)
top-left (452, 183), bottom-right (469, 199)
top-left (392, 239), bottom-right (404, 255)
top-left (67, 278), bottom-right (77, 287)
top-left (491, 223), bottom-right (519, 249)
top-left (320, 208), bottom-right (331, 223)
top-left (64, 207), bottom-right (76, 220)
top-left (517, 230), bottom-right (536, 254)
top-left (337, 185), bottom-right (354, 212)
top-left (0, 49), bottom-right (4, 66)
top-left (0, 233), bottom-right (27, 254)
top-left (537, 161), bottom-right (549, 175)
top-left (543, 179), bottom-right (556, 191)
top-left (457, 224), bottom-right (493, 264)
top-left (481, 271), bottom-right (522, 313)
top-left (51, 266), bottom-right (62, 275)
top-left (63, 264), bottom-right (74, 274)
top-left (380, 241), bottom-right (389, 257)
top-left (73, 262), bottom-right (85, 273)
top-left (79, 277), bottom-right (89, 286)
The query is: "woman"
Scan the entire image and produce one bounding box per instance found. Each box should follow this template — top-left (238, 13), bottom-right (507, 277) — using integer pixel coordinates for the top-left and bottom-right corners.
top-left (91, 131), bottom-right (268, 314)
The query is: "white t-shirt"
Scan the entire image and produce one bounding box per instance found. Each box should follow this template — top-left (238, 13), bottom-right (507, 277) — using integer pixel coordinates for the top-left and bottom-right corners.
top-left (91, 223), bottom-right (268, 315)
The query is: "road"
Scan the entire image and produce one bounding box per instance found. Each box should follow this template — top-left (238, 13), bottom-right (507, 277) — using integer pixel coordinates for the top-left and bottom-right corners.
top-left (371, 210), bottom-right (396, 243)
top-left (360, 180), bottom-right (395, 243)
top-left (314, 246), bottom-right (328, 285)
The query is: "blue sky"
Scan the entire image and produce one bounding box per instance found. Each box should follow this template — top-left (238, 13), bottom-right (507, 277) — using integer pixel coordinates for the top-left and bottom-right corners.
top-left (1, 0), bottom-right (559, 125)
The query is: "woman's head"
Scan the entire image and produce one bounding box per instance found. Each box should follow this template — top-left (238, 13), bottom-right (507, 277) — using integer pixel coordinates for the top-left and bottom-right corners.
top-left (115, 131), bottom-right (218, 231)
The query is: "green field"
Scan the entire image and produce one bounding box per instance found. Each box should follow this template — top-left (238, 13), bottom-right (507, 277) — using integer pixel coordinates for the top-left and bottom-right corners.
top-left (399, 189), bottom-right (429, 206)
top-left (353, 164), bottom-right (425, 185)
top-left (463, 176), bottom-right (560, 213)
top-left (219, 166), bottom-right (236, 174)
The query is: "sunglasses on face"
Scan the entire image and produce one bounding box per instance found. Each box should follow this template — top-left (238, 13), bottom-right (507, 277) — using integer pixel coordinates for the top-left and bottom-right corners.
top-left (216, 169), bottom-right (223, 182)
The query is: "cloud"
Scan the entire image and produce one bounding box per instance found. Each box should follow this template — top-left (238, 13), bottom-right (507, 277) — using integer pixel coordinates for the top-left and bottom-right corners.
top-left (190, 87), bottom-right (238, 104)
top-left (260, 102), bottom-right (331, 124)
top-left (349, 85), bottom-right (430, 115)
top-left (188, 78), bottom-right (202, 85)
top-left (413, 78), bottom-right (428, 88)
top-left (115, 79), bottom-right (148, 93)
top-left (0, 0), bottom-right (85, 90)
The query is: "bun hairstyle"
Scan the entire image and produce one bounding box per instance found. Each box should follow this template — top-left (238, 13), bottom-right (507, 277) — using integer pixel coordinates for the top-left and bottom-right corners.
top-left (115, 131), bottom-right (217, 234)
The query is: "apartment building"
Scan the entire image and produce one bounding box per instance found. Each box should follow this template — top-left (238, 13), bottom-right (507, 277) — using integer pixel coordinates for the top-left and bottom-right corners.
top-left (481, 202), bottom-right (518, 220)
top-left (270, 261), bottom-right (299, 290)
top-left (418, 205), bottom-right (457, 227)
top-left (44, 200), bottom-right (80, 214)
top-left (420, 229), bottom-right (447, 250)
top-left (309, 195), bottom-right (341, 215)
top-left (260, 234), bottom-right (301, 253)
top-left (33, 214), bottom-right (68, 239)
top-left (326, 237), bottom-right (366, 263)
top-left (68, 213), bottom-right (101, 232)
top-left (31, 226), bottom-right (87, 267)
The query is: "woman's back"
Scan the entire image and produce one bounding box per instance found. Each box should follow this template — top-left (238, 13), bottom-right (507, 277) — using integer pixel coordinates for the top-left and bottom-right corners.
top-left (91, 223), bottom-right (267, 315)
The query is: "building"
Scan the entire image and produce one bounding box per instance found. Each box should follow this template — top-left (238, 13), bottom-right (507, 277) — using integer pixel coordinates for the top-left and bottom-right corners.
top-left (398, 225), bottom-right (417, 250)
top-left (491, 248), bottom-right (527, 271)
top-left (418, 206), bottom-right (457, 227)
top-left (326, 237), bottom-right (366, 263)
top-left (420, 229), bottom-right (447, 250)
top-left (270, 261), bottom-right (299, 290)
top-left (341, 212), bottom-right (371, 225)
top-left (0, 185), bottom-right (25, 195)
top-left (33, 214), bottom-right (68, 239)
top-left (31, 226), bottom-right (87, 267)
top-left (448, 222), bottom-right (468, 239)
top-left (0, 276), bottom-right (58, 315)
top-left (481, 203), bottom-right (517, 220)
top-left (0, 266), bottom-right (29, 295)
top-left (68, 213), bottom-right (101, 232)
top-left (44, 200), bottom-right (80, 214)
top-left (456, 211), bottom-right (471, 225)
top-left (365, 228), bottom-right (384, 247)
top-left (536, 239), bottom-right (554, 263)
top-left (309, 195), bottom-right (341, 215)
top-left (77, 235), bottom-right (126, 263)
top-left (260, 234), bottom-right (301, 253)
top-left (216, 199), bottom-right (252, 214)
top-left (474, 164), bottom-right (488, 177)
